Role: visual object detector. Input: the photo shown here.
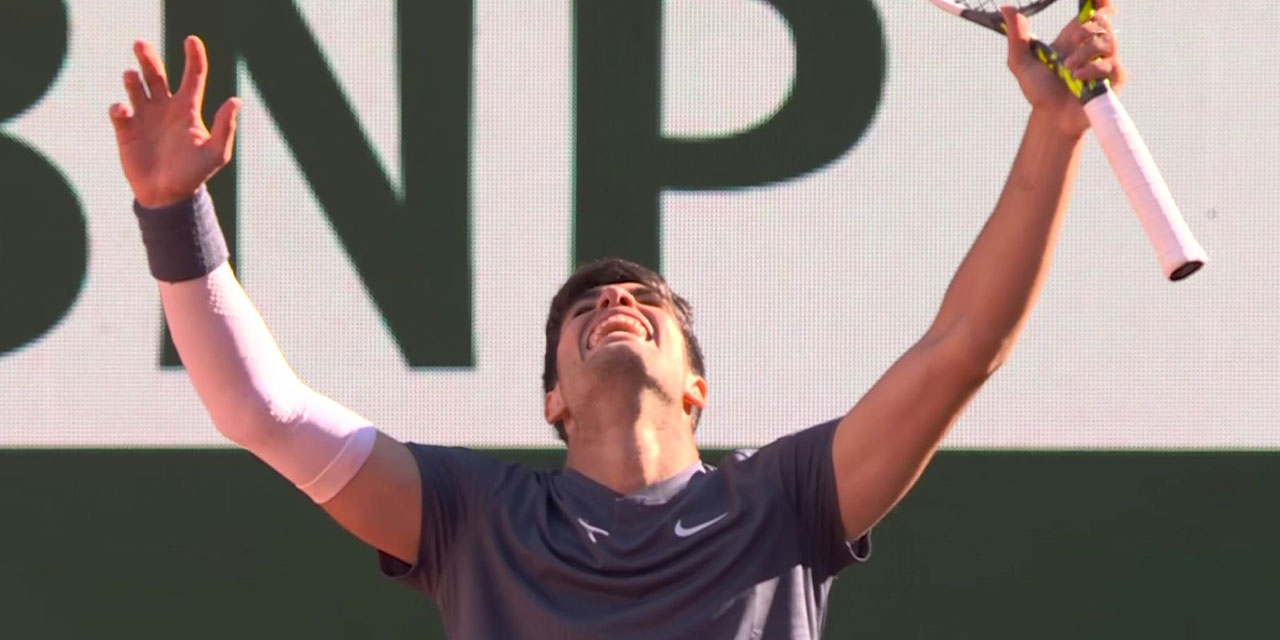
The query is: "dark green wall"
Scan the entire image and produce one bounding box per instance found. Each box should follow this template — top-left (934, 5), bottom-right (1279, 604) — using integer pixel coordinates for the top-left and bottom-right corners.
top-left (2, 449), bottom-right (1275, 638)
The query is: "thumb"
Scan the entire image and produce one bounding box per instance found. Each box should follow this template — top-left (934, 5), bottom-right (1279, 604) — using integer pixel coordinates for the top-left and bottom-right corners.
top-left (1001, 6), bottom-right (1032, 65)
top-left (208, 96), bottom-right (242, 166)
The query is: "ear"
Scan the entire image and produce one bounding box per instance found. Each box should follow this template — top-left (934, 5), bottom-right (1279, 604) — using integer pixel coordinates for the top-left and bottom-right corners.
top-left (682, 374), bottom-right (708, 413)
top-left (545, 385), bottom-right (569, 424)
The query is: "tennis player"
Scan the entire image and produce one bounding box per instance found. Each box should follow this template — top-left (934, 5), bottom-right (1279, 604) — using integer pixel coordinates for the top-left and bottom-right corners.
top-left (109, 3), bottom-right (1122, 638)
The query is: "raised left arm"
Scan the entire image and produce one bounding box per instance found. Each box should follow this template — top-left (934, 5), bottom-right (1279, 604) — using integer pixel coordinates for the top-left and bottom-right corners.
top-left (831, 2), bottom-right (1124, 540)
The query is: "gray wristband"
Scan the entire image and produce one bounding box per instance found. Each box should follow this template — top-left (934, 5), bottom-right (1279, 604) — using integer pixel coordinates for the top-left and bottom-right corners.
top-left (133, 185), bottom-right (229, 282)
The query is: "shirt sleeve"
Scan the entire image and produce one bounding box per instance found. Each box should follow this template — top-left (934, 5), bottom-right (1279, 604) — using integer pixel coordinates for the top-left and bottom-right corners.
top-left (377, 444), bottom-right (520, 596)
top-left (727, 419), bottom-right (871, 579)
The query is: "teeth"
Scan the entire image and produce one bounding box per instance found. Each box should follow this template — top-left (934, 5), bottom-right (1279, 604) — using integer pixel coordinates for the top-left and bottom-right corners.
top-left (588, 315), bottom-right (649, 349)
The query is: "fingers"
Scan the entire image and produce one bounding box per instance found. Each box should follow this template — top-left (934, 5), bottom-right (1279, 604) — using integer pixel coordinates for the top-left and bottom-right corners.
top-left (108, 103), bottom-right (133, 121)
top-left (1001, 6), bottom-right (1032, 67)
top-left (1058, 12), bottom-right (1126, 88)
top-left (1062, 17), bottom-right (1116, 69)
top-left (175, 35), bottom-right (209, 113)
top-left (209, 97), bottom-right (242, 166)
top-left (132, 40), bottom-right (171, 101)
top-left (1066, 56), bottom-right (1115, 83)
top-left (1059, 14), bottom-right (1114, 54)
top-left (122, 70), bottom-right (148, 110)
top-left (107, 103), bottom-right (135, 143)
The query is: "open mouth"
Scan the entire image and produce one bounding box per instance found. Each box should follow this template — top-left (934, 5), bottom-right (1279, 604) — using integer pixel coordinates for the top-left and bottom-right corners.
top-left (585, 312), bottom-right (653, 351)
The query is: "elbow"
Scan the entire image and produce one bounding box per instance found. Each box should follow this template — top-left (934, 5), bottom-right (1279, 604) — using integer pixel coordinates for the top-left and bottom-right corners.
top-left (203, 384), bottom-right (308, 449)
top-left (918, 323), bottom-right (1013, 383)
top-left (970, 335), bottom-right (1018, 377)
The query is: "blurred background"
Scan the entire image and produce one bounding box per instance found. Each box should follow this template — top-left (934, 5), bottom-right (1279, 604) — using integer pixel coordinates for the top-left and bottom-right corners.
top-left (1, 0), bottom-right (1276, 637)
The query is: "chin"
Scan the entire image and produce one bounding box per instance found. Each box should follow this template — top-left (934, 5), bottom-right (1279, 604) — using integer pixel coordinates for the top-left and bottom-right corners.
top-left (589, 346), bottom-right (663, 388)
top-left (587, 345), bottom-right (650, 379)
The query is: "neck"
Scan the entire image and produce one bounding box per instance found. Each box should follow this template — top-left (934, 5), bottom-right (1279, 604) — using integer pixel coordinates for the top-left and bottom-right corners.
top-left (564, 405), bottom-right (699, 495)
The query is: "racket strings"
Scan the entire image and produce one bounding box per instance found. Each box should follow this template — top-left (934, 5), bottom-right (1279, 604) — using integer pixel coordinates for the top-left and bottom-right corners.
top-left (949, 0), bottom-right (1058, 14)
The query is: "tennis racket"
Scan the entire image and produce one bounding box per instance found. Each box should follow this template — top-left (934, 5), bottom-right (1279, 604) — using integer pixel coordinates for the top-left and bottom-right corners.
top-left (928, 0), bottom-right (1206, 281)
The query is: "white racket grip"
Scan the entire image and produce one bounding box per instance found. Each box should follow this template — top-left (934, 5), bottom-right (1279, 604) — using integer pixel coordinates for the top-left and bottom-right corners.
top-left (1084, 91), bottom-right (1207, 280)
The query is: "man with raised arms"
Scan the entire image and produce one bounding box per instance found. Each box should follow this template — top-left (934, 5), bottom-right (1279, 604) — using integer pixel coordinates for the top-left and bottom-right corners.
top-left (109, 4), bottom-right (1124, 638)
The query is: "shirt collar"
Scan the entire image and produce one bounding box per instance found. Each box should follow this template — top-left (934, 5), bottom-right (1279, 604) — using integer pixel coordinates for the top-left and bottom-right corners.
top-left (563, 460), bottom-right (707, 506)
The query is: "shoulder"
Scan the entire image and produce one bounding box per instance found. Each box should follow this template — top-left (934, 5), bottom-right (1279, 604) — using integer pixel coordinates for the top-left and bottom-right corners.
top-left (719, 418), bottom-right (842, 470)
top-left (401, 443), bottom-right (542, 501)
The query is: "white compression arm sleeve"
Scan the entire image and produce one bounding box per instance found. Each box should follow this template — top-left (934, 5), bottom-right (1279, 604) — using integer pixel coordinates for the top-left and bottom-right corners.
top-left (159, 262), bottom-right (376, 503)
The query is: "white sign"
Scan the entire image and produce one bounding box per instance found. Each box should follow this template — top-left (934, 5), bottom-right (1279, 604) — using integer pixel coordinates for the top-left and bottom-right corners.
top-left (2, 1), bottom-right (1275, 449)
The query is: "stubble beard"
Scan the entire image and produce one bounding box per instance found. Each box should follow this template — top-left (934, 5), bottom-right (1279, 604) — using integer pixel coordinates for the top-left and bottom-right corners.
top-left (585, 346), bottom-right (676, 409)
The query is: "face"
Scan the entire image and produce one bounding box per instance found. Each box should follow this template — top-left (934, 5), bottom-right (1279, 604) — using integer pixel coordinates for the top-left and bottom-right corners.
top-left (545, 282), bottom-right (707, 428)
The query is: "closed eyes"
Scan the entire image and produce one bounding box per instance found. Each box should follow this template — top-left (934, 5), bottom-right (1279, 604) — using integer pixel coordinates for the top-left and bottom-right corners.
top-left (568, 285), bottom-right (667, 318)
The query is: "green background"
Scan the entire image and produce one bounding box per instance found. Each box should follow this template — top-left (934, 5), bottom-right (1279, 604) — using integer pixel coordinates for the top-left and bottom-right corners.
top-left (2, 449), bottom-right (1275, 638)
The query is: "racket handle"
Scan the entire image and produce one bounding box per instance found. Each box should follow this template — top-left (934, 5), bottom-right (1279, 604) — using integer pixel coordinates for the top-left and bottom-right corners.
top-left (1083, 90), bottom-right (1207, 280)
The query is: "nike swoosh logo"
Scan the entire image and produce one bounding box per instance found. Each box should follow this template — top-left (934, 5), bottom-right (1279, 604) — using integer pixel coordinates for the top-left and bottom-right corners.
top-left (674, 512), bottom-right (729, 538)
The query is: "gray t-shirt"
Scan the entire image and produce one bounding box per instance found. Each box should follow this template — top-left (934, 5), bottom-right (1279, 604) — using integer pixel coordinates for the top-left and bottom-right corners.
top-left (379, 419), bottom-right (870, 639)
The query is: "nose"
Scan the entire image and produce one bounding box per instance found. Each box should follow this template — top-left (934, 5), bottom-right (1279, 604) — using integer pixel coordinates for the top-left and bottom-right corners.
top-left (595, 285), bottom-right (637, 310)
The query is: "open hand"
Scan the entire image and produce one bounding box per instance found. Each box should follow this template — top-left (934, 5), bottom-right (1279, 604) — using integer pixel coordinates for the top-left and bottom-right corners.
top-left (1003, 0), bottom-right (1126, 137)
top-left (109, 36), bottom-right (241, 208)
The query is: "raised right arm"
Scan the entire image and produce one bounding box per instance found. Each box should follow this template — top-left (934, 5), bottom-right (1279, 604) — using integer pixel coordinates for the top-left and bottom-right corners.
top-left (110, 35), bottom-right (421, 563)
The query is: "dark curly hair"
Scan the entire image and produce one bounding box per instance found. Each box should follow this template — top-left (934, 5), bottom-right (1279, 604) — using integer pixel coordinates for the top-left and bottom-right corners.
top-left (543, 258), bottom-right (706, 442)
